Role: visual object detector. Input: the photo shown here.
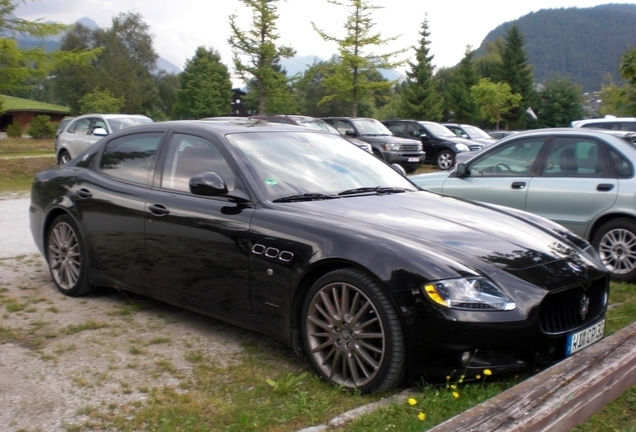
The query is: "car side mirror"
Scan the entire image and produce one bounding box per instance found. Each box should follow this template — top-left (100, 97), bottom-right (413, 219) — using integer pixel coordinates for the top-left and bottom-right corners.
top-left (93, 127), bottom-right (108, 137)
top-left (189, 172), bottom-right (228, 196)
top-left (456, 163), bottom-right (468, 177)
top-left (345, 129), bottom-right (356, 137)
top-left (391, 163), bottom-right (407, 177)
top-left (419, 133), bottom-right (429, 141)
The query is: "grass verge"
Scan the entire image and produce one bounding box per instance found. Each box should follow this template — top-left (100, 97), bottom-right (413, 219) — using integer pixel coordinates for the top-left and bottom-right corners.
top-left (0, 137), bottom-right (56, 192)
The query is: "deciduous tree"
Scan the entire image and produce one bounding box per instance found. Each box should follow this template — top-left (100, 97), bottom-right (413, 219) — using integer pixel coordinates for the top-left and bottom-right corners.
top-left (471, 78), bottom-right (522, 129)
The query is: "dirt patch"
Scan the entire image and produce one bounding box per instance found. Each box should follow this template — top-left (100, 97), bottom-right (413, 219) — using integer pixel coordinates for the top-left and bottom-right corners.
top-left (0, 254), bottom-right (246, 432)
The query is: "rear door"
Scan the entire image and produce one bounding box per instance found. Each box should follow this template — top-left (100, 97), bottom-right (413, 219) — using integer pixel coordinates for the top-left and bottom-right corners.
top-left (526, 136), bottom-right (618, 237)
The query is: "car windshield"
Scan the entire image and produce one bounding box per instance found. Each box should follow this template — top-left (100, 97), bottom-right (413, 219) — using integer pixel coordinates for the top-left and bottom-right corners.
top-left (351, 119), bottom-right (391, 136)
top-left (107, 117), bottom-right (153, 132)
top-left (463, 125), bottom-right (491, 139)
top-left (227, 131), bottom-right (417, 201)
top-left (298, 119), bottom-right (339, 134)
top-left (420, 122), bottom-right (456, 138)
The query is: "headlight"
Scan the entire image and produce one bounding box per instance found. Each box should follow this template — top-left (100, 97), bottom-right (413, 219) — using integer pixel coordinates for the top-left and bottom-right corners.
top-left (384, 143), bottom-right (401, 151)
top-left (455, 144), bottom-right (470, 152)
top-left (423, 277), bottom-right (516, 311)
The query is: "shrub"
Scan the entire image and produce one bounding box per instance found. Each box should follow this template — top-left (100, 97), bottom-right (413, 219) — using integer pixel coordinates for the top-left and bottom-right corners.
top-left (27, 115), bottom-right (56, 138)
top-left (6, 121), bottom-right (22, 138)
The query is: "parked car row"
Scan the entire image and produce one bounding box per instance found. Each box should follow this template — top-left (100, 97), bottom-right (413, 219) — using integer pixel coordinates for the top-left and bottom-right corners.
top-left (31, 119), bottom-right (609, 393)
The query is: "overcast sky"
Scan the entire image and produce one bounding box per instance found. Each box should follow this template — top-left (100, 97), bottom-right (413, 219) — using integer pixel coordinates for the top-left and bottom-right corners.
top-left (15, 0), bottom-right (636, 81)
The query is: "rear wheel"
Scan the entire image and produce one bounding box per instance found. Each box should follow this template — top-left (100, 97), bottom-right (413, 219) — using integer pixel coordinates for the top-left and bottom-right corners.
top-left (301, 268), bottom-right (405, 393)
top-left (592, 218), bottom-right (636, 282)
top-left (47, 214), bottom-right (95, 296)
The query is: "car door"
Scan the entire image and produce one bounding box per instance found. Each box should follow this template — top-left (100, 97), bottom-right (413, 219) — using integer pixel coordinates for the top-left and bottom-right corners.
top-left (440, 136), bottom-right (548, 210)
top-left (410, 123), bottom-right (438, 158)
top-left (65, 117), bottom-right (95, 158)
top-left (525, 136), bottom-right (618, 237)
top-left (144, 133), bottom-right (254, 314)
top-left (72, 131), bottom-right (164, 283)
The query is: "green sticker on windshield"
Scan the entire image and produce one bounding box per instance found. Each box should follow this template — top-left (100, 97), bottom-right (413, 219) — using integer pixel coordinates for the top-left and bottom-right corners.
top-left (264, 177), bottom-right (278, 186)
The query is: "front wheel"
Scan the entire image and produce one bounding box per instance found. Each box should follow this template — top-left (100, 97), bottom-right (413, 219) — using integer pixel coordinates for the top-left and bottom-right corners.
top-left (301, 268), bottom-right (405, 393)
top-left (58, 150), bottom-right (71, 165)
top-left (436, 150), bottom-right (455, 170)
top-left (592, 218), bottom-right (636, 282)
top-left (47, 214), bottom-right (95, 296)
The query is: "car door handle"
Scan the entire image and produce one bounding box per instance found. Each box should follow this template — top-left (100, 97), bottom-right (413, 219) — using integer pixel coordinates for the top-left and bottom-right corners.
top-left (511, 182), bottom-right (526, 190)
top-left (597, 183), bottom-right (614, 192)
top-left (148, 204), bottom-right (170, 216)
top-left (75, 188), bottom-right (93, 199)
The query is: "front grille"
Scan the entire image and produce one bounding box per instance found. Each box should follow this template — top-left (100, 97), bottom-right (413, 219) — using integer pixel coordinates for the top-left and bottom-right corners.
top-left (540, 276), bottom-right (608, 334)
top-left (401, 144), bottom-right (421, 151)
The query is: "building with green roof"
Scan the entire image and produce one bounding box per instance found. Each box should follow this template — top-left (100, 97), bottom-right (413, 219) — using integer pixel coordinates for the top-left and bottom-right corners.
top-left (0, 95), bottom-right (71, 132)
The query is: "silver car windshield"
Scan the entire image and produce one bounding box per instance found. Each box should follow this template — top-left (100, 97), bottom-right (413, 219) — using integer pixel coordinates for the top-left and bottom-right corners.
top-left (107, 117), bottom-right (153, 132)
top-left (351, 119), bottom-right (391, 136)
top-left (227, 131), bottom-right (417, 201)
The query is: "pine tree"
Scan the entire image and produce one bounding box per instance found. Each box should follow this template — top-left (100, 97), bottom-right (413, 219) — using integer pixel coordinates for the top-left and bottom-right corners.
top-left (173, 47), bottom-right (232, 119)
top-left (500, 25), bottom-right (536, 129)
top-left (228, 0), bottom-right (295, 114)
top-left (444, 48), bottom-right (479, 124)
top-left (312, 0), bottom-right (407, 117)
top-left (400, 15), bottom-right (443, 121)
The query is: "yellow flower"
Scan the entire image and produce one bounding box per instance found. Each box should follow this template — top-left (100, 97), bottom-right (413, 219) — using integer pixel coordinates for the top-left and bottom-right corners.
top-left (450, 384), bottom-right (457, 390)
top-left (476, 375), bottom-right (481, 380)
top-left (418, 412), bottom-right (426, 421)
top-left (452, 391), bottom-right (460, 399)
top-left (408, 398), bottom-right (417, 406)
top-left (483, 369), bottom-right (492, 376)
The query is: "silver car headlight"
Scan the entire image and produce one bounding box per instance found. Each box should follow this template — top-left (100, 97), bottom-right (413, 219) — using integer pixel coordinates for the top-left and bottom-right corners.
top-left (423, 277), bottom-right (516, 311)
top-left (455, 143), bottom-right (470, 152)
top-left (384, 143), bottom-right (401, 151)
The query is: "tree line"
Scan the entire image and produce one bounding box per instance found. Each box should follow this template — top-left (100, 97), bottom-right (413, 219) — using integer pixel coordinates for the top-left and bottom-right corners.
top-left (1, 0), bottom-right (635, 130)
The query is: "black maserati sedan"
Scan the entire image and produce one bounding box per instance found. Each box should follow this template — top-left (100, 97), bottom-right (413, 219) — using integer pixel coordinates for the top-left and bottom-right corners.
top-left (30, 120), bottom-right (608, 393)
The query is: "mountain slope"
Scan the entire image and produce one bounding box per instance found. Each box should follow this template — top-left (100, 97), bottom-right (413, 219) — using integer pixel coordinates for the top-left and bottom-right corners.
top-left (476, 4), bottom-right (636, 91)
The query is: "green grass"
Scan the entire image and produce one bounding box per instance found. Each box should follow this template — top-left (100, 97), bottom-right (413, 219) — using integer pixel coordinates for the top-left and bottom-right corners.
top-left (0, 137), bottom-right (56, 192)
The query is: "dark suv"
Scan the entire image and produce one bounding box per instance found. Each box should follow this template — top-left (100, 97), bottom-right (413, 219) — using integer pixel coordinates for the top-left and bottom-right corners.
top-left (321, 117), bottom-right (425, 172)
top-left (382, 119), bottom-right (484, 170)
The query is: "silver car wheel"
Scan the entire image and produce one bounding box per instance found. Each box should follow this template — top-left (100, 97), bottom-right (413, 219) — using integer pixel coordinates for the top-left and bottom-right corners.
top-left (48, 222), bottom-right (81, 290)
top-left (598, 228), bottom-right (636, 275)
top-left (305, 281), bottom-right (386, 388)
top-left (58, 150), bottom-right (71, 165)
top-left (437, 151), bottom-right (454, 170)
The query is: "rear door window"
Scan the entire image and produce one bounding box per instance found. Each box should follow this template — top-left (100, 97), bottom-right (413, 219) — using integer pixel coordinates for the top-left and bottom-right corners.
top-left (99, 133), bottom-right (163, 185)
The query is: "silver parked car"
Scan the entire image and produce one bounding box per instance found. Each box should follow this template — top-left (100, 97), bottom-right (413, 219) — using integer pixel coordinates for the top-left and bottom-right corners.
top-left (55, 114), bottom-right (153, 164)
top-left (410, 128), bottom-right (636, 282)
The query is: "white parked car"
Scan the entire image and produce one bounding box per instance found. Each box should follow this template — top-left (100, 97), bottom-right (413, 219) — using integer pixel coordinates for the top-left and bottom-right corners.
top-left (55, 114), bottom-right (153, 164)
top-left (571, 115), bottom-right (636, 131)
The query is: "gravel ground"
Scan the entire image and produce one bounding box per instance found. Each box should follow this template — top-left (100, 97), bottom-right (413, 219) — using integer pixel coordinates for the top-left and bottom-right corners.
top-left (0, 196), bottom-right (246, 431)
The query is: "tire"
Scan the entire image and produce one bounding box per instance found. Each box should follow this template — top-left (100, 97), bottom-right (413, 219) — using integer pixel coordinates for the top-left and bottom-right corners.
top-left (301, 268), bottom-right (405, 393)
top-left (436, 150), bottom-right (455, 170)
top-left (592, 218), bottom-right (636, 282)
top-left (46, 214), bottom-right (95, 296)
top-left (58, 150), bottom-right (71, 165)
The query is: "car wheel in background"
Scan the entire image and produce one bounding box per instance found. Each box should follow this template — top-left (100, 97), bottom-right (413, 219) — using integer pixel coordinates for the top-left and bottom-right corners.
top-left (47, 214), bottom-right (95, 296)
top-left (58, 150), bottom-right (71, 165)
top-left (301, 268), bottom-right (405, 393)
top-left (436, 150), bottom-right (455, 170)
top-left (592, 218), bottom-right (636, 282)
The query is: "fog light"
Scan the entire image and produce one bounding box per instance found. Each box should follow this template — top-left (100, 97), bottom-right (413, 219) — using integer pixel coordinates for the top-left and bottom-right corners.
top-left (461, 351), bottom-right (472, 366)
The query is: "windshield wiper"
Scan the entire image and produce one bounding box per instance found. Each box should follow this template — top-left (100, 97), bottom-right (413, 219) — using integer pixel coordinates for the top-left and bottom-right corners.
top-left (338, 187), bottom-right (407, 196)
top-left (273, 193), bottom-right (340, 203)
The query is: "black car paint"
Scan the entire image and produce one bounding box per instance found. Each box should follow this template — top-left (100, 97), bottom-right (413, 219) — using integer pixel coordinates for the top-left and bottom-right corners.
top-left (30, 121), bottom-right (608, 383)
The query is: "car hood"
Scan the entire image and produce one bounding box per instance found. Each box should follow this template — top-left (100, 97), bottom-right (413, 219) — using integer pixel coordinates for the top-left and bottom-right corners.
top-left (283, 191), bottom-right (595, 276)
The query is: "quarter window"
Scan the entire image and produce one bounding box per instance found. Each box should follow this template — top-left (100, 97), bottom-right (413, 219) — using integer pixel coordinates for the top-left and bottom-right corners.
top-left (99, 133), bottom-right (162, 185)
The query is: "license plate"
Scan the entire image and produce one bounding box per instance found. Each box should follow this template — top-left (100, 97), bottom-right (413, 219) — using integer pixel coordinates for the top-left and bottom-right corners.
top-left (407, 157), bottom-right (420, 162)
top-left (565, 320), bottom-right (605, 356)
